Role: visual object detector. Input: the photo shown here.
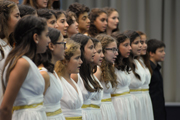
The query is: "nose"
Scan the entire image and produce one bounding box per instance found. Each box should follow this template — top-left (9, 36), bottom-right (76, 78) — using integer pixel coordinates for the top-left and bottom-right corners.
top-left (115, 50), bottom-right (118, 55)
top-left (76, 21), bottom-right (78, 26)
top-left (79, 58), bottom-right (83, 64)
top-left (54, 22), bottom-right (58, 28)
top-left (93, 48), bottom-right (97, 54)
top-left (116, 18), bottom-right (119, 23)
top-left (105, 20), bottom-right (107, 25)
top-left (101, 53), bottom-right (104, 58)
top-left (65, 21), bottom-right (69, 27)
top-left (87, 18), bottom-right (90, 23)
top-left (129, 45), bottom-right (132, 50)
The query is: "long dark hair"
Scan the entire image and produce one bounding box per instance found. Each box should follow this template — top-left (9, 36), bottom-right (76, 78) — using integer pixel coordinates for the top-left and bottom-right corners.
top-left (71, 34), bottom-right (102, 92)
top-left (123, 30), bottom-right (141, 80)
top-left (35, 28), bottom-right (61, 73)
top-left (112, 32), bottom-right (132, 72)
top-left (136, 31), bottom-right (152, 75)
top-left (2, 15), bottom-right (47, 93)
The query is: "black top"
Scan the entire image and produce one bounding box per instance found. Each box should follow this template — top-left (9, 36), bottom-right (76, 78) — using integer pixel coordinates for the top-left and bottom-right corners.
top-left (149, 61), bottom-right (167, 120)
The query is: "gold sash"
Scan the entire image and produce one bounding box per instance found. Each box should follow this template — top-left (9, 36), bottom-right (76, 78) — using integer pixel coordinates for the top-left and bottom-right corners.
top-left (111, 91), bottom-right (130, 97)
top-left (46, 108), bottom-right (62, 117)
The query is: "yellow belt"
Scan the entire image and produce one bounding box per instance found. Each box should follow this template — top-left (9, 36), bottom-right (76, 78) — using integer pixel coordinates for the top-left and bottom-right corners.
top-left (65, 116), bottom-right (82, 120)
top-left (141, 89), bottom-right (149, 91)
top-left (101, 98), bottom-right (111, 102)
top-left (81, 104), bottom-right (100, 109)
top-left (12, 102), bottom-right (43, 112)
top-left (111, 91), bottom-right (130, 97)
top-left (46, 108), bottom-right (62, 117)
top-left (130, 89), bottom-right (142, 92)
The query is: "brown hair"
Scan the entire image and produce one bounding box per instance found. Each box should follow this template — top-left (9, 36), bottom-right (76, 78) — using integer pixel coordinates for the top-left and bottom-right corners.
top-left (66, 11), bottom-right (77, 26)
top-left (23, 0), bottom-right (52, 9)
top-left (95, 34), bottom-right (118, 88)
top-left (88, 8), bottom-right (107, 37)
top-left (136, 31), bottom-right (152, 75)
top-left (55, 38), bottom-right (80, 77)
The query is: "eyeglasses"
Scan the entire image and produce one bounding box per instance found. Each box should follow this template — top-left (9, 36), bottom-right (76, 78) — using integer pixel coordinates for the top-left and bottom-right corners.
top-left (105, 48), bottom-right (118, 53)
top-left (54, 41), bottom-right (66, 48)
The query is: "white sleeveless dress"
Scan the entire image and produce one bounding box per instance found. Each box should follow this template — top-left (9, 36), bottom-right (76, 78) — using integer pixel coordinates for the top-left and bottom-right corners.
top-left (91, 75), bottom-right (103, 120)
top-left (129, 59), bottom-right (146, 120)
top-left (39, 67), bottom-right (65, 120)
top-left (100, 80), bottom-right (117, 120)
top-left (112, 68), bottom-right (136, 120)
top-left (0, 39), bottom-right (12, 104)
top-left (3, 56), bottom-right (47, 120)
top-left (59, 76), bottom-right (83, 119)
top-left (77, 73), bottom-right (96, 120)
top-left (139, 58), bottom-right (154, 120)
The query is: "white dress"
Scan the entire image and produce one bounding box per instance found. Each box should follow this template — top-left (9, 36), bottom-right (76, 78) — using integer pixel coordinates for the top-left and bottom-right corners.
top-left (0, 39), bottom-right (12, 104)
top-left (3, 56), bottom-right (47, 120)
top-left (91, 75), bottom-right (103, 120)
top-left (139, 58), bottom-right (154, 120)
top-left (59, 76), bottom-right (83, 119)
top-left (39, 68), bottom-right (65, 120)
top-left (100, 81), bottom-right (117, 120)
top-left (129, 59), bottom-right (146, 120)
top-left (77, 73), bottom-right (96, 120)
top-left (112, 68), bottom-right (136, 120)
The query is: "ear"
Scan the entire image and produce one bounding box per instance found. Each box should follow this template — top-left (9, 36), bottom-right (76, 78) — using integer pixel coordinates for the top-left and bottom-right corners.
top-left (149, 51), bottom-right (154, 57)
top-left (48, 42), bottom-right (54, 51)
top-left (33, 33), bottom-right (39, 44)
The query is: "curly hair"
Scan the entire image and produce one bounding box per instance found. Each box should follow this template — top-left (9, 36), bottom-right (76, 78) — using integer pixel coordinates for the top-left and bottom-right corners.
top-left (55, 38), bottom-right (80, 77)
top-left (111, 32), bottom-right (132, 72)
top-left (88, 8), bottom-right (107, 37)
top-left (95, 34), bottom-right (118, 88)
top-left (103, 7), bottom-right (119, 33)
top-left (68, 3), bottom-right (89, 19)
top-left (123, 30), bottom-right (141, 80)
top-left (66, 11), bottom-right (77, 26)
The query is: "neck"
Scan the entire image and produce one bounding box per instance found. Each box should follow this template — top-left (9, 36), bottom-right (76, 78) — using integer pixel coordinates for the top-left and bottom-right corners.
top-left (2, 38), bottom-right (8, 43)
top-left (50, 55), bottom-right (57, 65)
top-left (79, 28), bottom-right (86, 34)
top-left (61, 69), bottom-right (71, 80)
top-left (67, 33), bottom-right (73, 38)
top-left (106, 27), bottom-right (112, 35)
top-left (150, 58), bottom-right (157, 66)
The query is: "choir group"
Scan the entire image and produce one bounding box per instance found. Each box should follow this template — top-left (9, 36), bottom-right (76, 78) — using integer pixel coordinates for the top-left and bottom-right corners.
top-left (0, 1), bottom-right (166, 120)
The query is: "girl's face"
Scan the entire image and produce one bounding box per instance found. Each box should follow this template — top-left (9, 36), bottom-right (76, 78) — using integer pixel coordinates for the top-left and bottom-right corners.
top-left (119, 38), bottom-right (131, 58)
top-left (131, 36), bottom-right (142, 57)
top-left (94, 13), bottom-right (107, 32)
top-left (7, 5), bottom-right (20, 35)
top-left (46, 15), bottom-right (58, 29)
top-left (52, 34), bottom-right (65, 61)
top-left (84, 39), bottom-right (96, 63)
top-left (104, 41), bottom-right (118, 63)
top-left (36, 0), bottom-right (48, 8)
top-left (93, 42), bottom-right (104, 66)
top-left (36, 26), bottom-right (50, 53)
top-left (140, 35), bottom-right (147, 55)
top-left (107, 11), bottom-right (119, 30)
top-left (66, 49), bottom-right (83, 74)
top-left (57, 13), bottom-right (69, 36)
top-left (67, 16), bottom-right (79, 36)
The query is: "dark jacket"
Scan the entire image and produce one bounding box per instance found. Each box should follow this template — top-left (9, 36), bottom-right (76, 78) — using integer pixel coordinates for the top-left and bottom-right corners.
top-left (149, 61), bottom-right (167, 120)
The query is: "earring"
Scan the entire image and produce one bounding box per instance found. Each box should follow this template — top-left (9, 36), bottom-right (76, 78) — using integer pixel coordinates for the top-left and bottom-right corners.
top-left (52, 49), bottom-right (54, 51)
top-left (36, 41), bottom-right (39, 44)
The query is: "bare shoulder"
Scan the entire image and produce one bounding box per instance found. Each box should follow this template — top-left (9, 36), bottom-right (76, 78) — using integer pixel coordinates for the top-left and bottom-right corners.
top-left (71, 74), bottom-right (78, 83)
top-left (16, 58), bottom-right (30, 69)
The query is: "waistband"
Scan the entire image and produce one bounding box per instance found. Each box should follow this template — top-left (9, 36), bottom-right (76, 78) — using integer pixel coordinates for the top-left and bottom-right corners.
top-left (81, 104), bottom-right (100, 109)
top-left (101, 98), bottom-right (111, 102)
top-left (111, 91), bottom-right (130, 97)
top-left (46, 108), bottom-right (62, 117)
top-left (65, 116), bottom-right (82, 120)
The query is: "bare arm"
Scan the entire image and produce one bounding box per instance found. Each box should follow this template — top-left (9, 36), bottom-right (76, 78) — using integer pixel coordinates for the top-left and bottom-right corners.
top-left (40, 71), bottom-right (50, 95)
top-left (94, 67), bottom-right (102, 81)
top-left (0, 58), bottom-right (30, 120)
